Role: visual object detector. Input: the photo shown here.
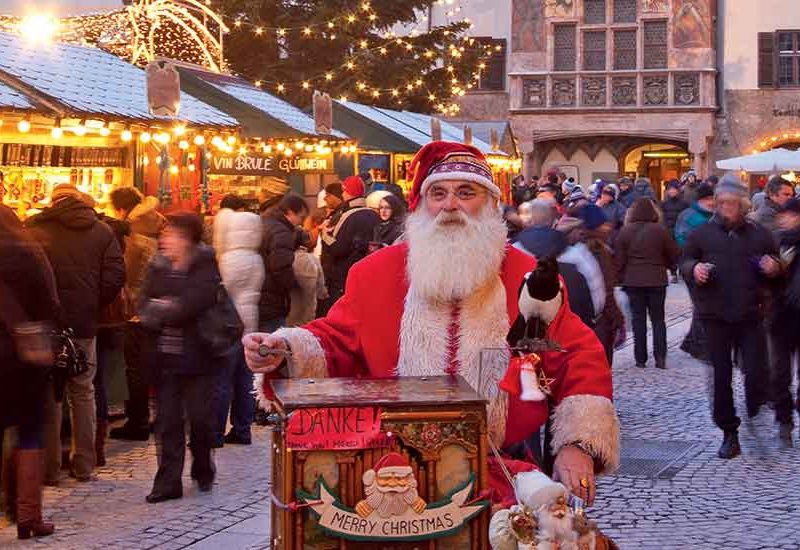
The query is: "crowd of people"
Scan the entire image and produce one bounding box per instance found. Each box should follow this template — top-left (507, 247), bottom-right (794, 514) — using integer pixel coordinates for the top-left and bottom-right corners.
top-left (509, 169), bottom-right (800, 459)
top-left (0, 175), bottom-right (405, 536)
top-left (2, 141), bottom-right (800, 539)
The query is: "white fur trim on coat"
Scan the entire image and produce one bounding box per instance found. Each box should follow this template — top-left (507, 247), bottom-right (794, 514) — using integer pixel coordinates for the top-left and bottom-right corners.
top-left (550, 394), bottom-right (621, 474)
top-left (396, 276), bottom-right (510, 447)
top-left (252, 327), bottom-right (328, 409)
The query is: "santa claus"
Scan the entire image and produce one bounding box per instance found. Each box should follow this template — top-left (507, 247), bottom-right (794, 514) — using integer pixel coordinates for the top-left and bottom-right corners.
top-left (244, 141), bottom-right (619, 508)
top-left (354, 452), bottom-right (427, 519)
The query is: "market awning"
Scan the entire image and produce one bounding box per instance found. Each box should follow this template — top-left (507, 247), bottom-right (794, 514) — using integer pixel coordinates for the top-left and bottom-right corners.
top-left (178, 68), bottom-right (348, 141)
top-left (0, 31), bottom-right (237, 128)
top-left (332, 100), bottom-right (505, 156)
top-left (0, 80), bottom-right (40, 112)
top-left (716, 148), bottom-right (800, 172)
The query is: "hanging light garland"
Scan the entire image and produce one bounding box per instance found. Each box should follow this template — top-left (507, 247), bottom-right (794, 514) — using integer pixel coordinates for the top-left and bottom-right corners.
top-left (0, 0), bottom-right (490, 114)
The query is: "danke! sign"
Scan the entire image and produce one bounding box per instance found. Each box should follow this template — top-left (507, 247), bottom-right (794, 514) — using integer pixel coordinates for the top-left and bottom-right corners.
top-left (208, 152), bottom-right (331, 176)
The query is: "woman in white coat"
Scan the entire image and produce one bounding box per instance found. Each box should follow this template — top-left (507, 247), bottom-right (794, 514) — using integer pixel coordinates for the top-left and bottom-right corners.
top-left (212, 196), bottom-right (265, 445)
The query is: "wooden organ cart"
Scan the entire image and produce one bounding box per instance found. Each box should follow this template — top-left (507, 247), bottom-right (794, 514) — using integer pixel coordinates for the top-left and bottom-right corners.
top-left (268, 376), bottom-right (491, 550)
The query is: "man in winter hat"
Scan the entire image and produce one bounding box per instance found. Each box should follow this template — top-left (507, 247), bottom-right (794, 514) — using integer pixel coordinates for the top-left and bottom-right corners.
top-left (244, 141), bottom-right (619, 508)
top-left (318, 175), bottom-right (379, 314)
top-left (682, 174), bottom-right (781, 459)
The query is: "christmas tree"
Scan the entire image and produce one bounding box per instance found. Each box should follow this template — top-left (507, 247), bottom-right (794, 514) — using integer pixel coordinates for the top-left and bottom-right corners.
top-left (218, 0), bottom-right (489, 114)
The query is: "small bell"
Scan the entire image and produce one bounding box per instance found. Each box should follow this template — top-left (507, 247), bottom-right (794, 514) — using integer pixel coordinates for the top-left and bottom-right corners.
top-left (519, 360), bottom-right (546, 402)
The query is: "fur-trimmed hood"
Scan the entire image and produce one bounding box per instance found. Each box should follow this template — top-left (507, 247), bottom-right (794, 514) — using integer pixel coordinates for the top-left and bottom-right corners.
top-left (128, 196), bottom-right (165, 238)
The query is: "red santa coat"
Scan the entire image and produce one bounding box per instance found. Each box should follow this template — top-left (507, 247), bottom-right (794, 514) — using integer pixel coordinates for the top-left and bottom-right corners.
top-left (258, 243), bottom-right (619, 504)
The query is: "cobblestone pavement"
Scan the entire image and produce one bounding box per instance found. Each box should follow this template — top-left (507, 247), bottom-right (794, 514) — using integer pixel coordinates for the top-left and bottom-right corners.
top-left (1, 283), bottom-right (798, 549)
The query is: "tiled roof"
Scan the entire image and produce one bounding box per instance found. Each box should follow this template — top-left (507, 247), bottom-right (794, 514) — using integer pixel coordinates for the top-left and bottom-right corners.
top-left (335, 100), bottom-right (504, 155)
top-left (186, 70), bottom-right (347, 138)
top-left (0, 80), bottom-right (36, 110)
top-left (447, 120), bottom-right (510, 144)
top-left (336, 101), bottom-right (431, 147)
top-left (0, 32), bottom-right (237, 127)
top-left (377, 108), bottom-right (503, 156)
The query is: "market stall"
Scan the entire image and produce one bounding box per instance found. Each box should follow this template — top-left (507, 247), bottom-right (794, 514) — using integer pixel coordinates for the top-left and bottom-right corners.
top-left (0, 30), bottom-right (237, 217)
top-left (331, 100), bottom-right (520, 201)
top-left (716, 148), bottom-right (800, 191)
top-left (177, 68), bottom-right (355, 209)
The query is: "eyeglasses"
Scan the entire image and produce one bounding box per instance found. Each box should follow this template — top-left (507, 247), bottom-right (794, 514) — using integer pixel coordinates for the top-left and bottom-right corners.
top-left (426, 185), bottom-right (485, 202)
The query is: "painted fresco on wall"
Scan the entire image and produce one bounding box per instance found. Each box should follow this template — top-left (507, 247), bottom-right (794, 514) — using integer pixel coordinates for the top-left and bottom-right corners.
top-left (673, 0), bottom-right (711, 49)
top-left (512, 0), bottom-right (545, 52)
top-left (544, 0), bottom-right (575, 17)
top-left (641, 0), bottom-right (669, 13)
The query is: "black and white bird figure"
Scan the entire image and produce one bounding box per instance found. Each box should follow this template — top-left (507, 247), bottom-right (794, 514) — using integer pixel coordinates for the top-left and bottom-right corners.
top-left (507, 257), bottom-right (564, 354)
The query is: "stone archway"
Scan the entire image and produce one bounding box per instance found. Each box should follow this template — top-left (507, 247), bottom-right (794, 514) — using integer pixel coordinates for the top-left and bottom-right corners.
top-left (529, 135), bottom-right (689, 189)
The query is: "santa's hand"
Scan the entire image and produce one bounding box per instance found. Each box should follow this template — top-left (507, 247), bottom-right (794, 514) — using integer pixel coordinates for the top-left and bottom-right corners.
top-left (243, 333), bottom-right (288, 374)
top-left (553, 445), bottom-right (595, 507)
top-left (411, 497), bottom-right (427, 514)
top-left (355, 500), bottom-right (373, 518)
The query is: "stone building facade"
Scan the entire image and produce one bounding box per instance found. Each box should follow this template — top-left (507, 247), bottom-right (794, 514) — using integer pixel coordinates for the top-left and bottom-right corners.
top-left (504, 0), bottom-right (717, 188)
top-left (713, 0), bottom-right (800, 172)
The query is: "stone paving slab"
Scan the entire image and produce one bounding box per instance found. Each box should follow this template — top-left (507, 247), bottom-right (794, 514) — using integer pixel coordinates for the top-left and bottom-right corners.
top-left (1, 283), bottom-right (798, 549)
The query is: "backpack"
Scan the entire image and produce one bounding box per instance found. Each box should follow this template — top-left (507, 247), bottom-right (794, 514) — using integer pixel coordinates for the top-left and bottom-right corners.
top-left (197, 283), bottom-right (244, 357)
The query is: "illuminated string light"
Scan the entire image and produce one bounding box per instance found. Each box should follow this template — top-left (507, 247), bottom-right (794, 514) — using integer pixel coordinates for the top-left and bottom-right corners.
top-left (0, 2), bottom-right (486, 113)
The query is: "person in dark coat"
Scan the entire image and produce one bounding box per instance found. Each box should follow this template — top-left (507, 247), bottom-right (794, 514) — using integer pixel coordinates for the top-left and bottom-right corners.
top-left (0, 205), bottom-right (58, 539)
top-left (26, 185), bottom-right (125, 483)
top-left (661, 179), bottom-right (690, 283)
top-left (749, 176), bottom-right (794, 234)
top-left (372, 193), bottom-right (406, 247)
top-left (513, 199), bottom-right (596, 327)
top-left (319, 176), bottom-right (380, 314)
top-left (682, 176), bottom-right (781, 459)
top-left (512, 175), bottom-right (538, 207)
top-left (138, 212), bottom-right (223, 503)
top-left (108, 190), bottom-right (165, 443)
top-left (575, 204), bottom-right (625, 366)
top-left (773, 199), bottom-right (800, 445)
top-left (617, 177), bottom-right (635, 208)
top-left (681, 170), bottom-right (700, 204)
top-left (259, 194), bottom-right (308, 332)
top-left (675, 183), bottom-right (715, 363)
top-left (661, 179), bottom-right (690, 236)
top-left (615, 198), bottom-right (680, 369)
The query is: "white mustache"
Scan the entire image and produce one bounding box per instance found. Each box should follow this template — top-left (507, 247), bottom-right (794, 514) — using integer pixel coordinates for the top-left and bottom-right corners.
top-left (435, 211), bottom-right (468, 226)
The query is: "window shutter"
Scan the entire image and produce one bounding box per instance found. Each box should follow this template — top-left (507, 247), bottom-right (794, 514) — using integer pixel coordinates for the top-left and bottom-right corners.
top-left (758, 32), bottom-right (775, 88)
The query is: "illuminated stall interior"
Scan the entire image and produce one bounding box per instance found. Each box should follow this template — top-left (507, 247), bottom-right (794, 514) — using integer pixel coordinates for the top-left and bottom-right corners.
top-left (177, 68), bottom-right (355, 209)
top-left (0, 31), bottom-right (237, 217)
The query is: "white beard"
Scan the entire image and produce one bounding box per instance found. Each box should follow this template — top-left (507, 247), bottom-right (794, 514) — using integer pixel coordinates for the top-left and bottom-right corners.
top-left (365, 485), bottom-right (420, 519)
top-left (399, 202), bottom-right (512, 446)
top-left (405, 203), bottom-right (508, 303)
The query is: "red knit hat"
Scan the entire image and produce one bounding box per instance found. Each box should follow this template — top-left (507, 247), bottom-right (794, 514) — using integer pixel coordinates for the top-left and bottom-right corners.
top-left (407, 141), bottom-right (497, 211)
top-left (342, 175), bottom-right (365, 198)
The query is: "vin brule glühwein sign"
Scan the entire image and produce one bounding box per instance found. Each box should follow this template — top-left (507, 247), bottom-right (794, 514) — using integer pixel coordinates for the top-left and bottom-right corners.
top-left (208, 151), bottom-right (332, 176)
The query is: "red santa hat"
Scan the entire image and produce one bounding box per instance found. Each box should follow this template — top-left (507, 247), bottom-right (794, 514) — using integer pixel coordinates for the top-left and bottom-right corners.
top-left (407, 141), bottom-right (499, 211)
top-left (343, 175), bottom-right (365, 198)
top-left (374, 452), bottom-right (412, 476)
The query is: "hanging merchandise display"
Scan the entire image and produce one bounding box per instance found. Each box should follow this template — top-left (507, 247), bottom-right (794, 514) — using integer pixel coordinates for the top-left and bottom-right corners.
top-left (199, 146), bottom-right (210, 211)
top-left (157, 146), bottom-right (171, 206)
